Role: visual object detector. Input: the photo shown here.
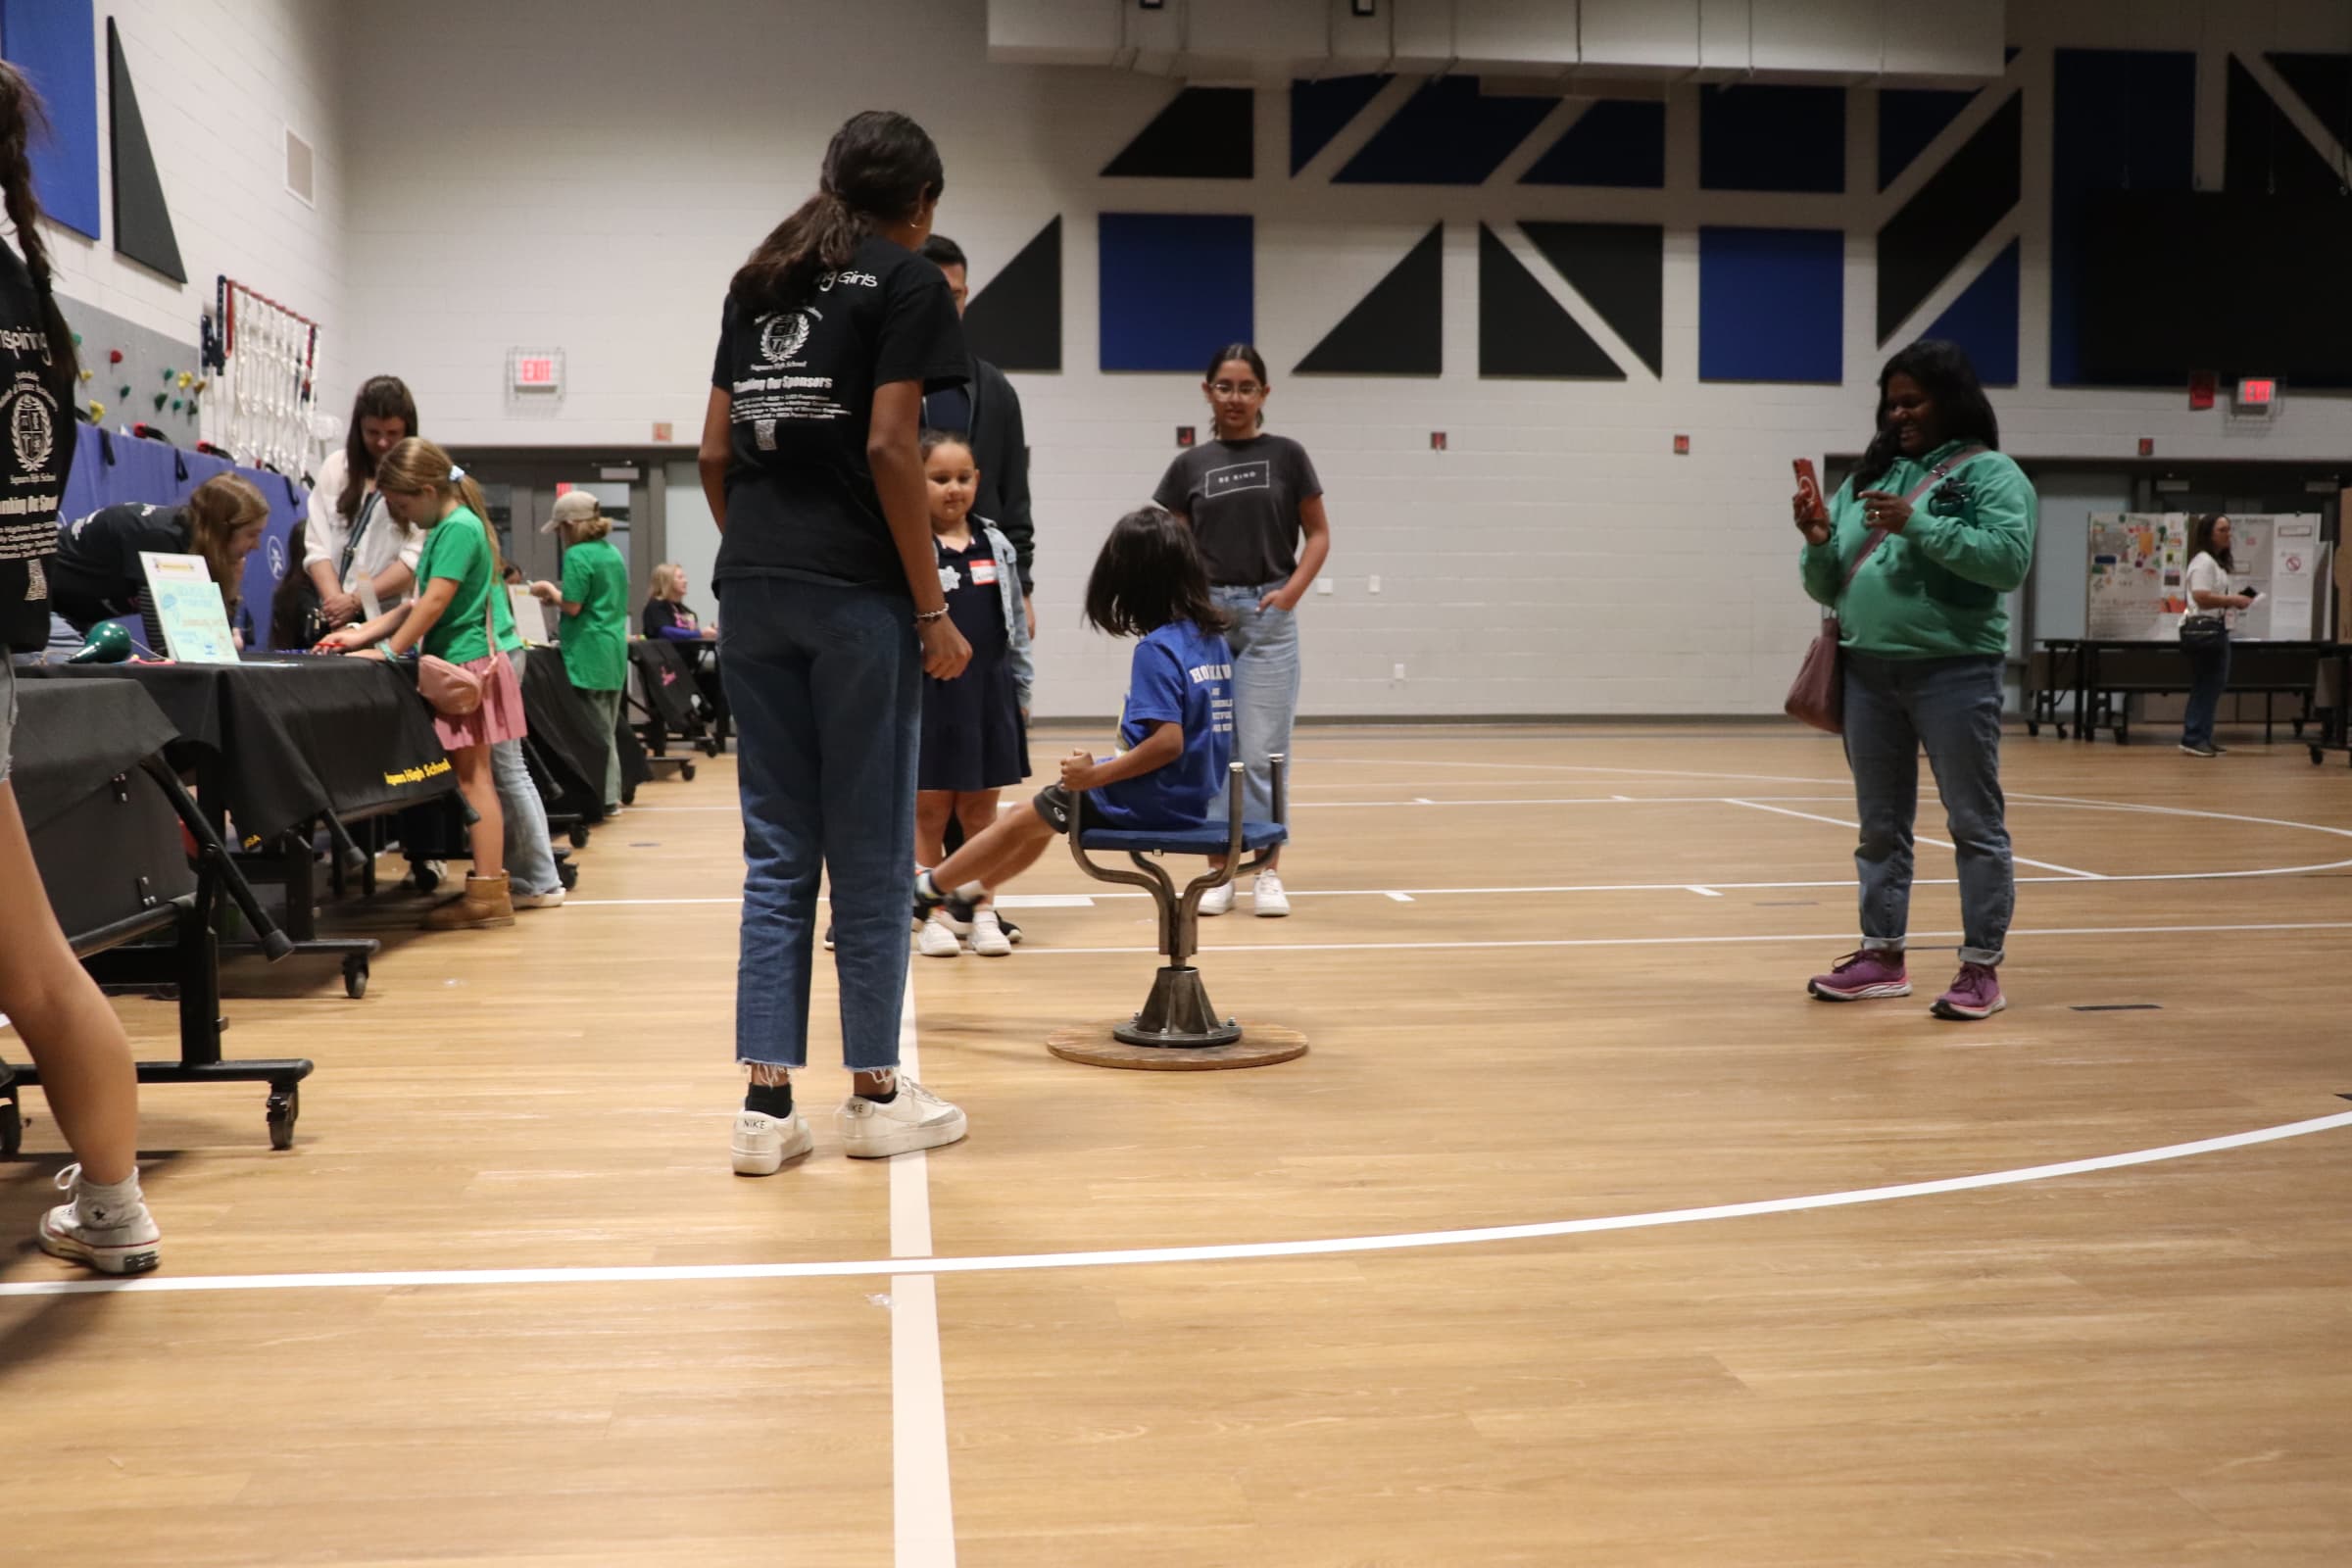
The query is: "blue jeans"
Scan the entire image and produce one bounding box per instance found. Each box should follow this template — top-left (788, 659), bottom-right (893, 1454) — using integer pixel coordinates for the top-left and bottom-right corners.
top-left (1842, 652), bottom-right (2013, 966)
top-left (719, 575), bottom-right (920, 1071)
top-left (493, 648), bottom-right (561, 897)
top-left (1208, 583), bottom-right (1300, 827)
top-left (2181, 635), bottom-right (2230, 749)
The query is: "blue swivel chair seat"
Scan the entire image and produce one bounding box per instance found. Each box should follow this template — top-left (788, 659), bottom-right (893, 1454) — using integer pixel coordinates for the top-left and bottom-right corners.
top-left (1067, 755), bottom-right (1289, 1049)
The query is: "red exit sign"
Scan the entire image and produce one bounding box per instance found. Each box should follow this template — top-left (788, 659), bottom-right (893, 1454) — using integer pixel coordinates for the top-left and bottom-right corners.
top-left (2235, 377), bottom-right (2277, 408)
top-left (514, 356), bottom-right (558, 387)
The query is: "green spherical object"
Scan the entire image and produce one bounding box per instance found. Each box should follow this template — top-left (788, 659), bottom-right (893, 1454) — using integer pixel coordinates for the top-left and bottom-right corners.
top-left (67, 620), bottom-right (133, 663)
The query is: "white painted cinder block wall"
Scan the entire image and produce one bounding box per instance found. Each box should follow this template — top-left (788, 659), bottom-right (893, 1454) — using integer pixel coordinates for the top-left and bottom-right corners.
top-left (41, 1), bottom-right (348, 407)
top-left (336, 0), bottom-right (2352, 718)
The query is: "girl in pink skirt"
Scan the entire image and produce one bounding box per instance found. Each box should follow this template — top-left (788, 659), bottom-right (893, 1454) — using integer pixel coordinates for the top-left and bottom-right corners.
top-left (320, 437), bottom-right (526, 928)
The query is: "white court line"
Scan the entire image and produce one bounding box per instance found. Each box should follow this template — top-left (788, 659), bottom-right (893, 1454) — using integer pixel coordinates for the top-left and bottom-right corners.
top-left (1386, 892), bottom-right (1415, 904)
top-left (1725, 798), bottom-right (2107, 880)
top-left (984, 920), bottom-right (2352, 958)
top-left (5, 1111), bottom-right (2344, 1298)
top-left (889, 979), bottom-right (956, 1567)
top-left (1687, 886), bottom-right (1723, 898)
top-left (1313, 757), bottom-right (1852, 786)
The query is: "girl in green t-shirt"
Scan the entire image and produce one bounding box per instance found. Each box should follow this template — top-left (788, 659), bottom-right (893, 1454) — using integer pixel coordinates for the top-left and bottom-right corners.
top-left (529, 490), bottom-right (630, 810)
top-left (321, 437), bottom-right (528, 929)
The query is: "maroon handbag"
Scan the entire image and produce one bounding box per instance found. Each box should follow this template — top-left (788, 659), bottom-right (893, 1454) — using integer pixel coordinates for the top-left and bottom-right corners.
top-left (1785, 447), bottom-right (1987, 733)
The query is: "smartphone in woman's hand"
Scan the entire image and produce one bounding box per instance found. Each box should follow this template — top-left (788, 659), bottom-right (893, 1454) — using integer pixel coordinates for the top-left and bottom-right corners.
top-left (1792, 459), bottom-right (1828, 525)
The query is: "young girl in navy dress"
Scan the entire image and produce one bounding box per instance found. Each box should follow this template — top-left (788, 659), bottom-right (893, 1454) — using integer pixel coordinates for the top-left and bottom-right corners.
top-left (914, 508), bottom-right (1232, 927)
top-left (913, 431), bottom-right (1034, 956)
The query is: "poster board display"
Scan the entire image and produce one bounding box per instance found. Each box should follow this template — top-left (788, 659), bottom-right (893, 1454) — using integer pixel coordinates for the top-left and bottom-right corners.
top-left (2083, 514), bottom-right (2328, 641)
top-left (138, 551), bottom-right (240, 663)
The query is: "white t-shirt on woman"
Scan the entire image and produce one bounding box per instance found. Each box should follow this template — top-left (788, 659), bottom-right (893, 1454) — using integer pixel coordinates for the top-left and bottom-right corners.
top-left (2183, 551), bottom-right (2235, 632)
top-left (304, 448), bottom-right (423, 588)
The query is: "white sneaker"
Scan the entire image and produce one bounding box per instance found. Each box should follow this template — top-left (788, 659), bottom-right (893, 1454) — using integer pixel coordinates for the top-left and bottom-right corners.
top-left (513, 887), bottom-right (565, 909)
top-left (917, 913), bottom-right (963, 958)
top-left (1251, 869), bottom-right (1291, 917)
top-left (731, 1110), bottom-right (813, 1176)
top-left (37, 1164), bottom-right (161, 1275)
top-left (969, 908), bottom-right (1012, 957)
top-left (838, 1077), bottom-right (967, 1158)
top-left (1199, 877), bottom-right (1236, 916)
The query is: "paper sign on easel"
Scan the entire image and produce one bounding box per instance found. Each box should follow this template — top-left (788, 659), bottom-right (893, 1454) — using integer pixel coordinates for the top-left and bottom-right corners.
top-left (138, 552), bottom-right (240, 663)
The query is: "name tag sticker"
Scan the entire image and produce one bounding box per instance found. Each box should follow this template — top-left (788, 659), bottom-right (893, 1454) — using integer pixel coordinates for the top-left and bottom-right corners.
top-left (971, 559), bottom-right (999, 586)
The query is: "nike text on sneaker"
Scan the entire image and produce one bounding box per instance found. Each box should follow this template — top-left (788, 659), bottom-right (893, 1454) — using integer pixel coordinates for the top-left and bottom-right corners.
top-left (1808, 948), bottom-right (1912, 1002)
top-left (731, 1110), bottom-right (814, 1176)
top-left (838, 1078), bottom-right (968, 1159)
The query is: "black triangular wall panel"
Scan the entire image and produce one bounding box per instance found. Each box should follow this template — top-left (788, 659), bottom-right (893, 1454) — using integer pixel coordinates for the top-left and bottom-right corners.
top-left (1877, 92), bottom-right (2021, 343)
top-left (1296, 224), bottom-right (1442, 376)
top-left (961, 217), bottom-right (1061, 373)
top-left (2227, 56), bottom-right (2342, 196)
top-left (1518, 221), bottom-right (1663, 376)
top-left (106, 19), bottom-right (183, 283)
top-left (2266, 53), bottom-right (2352, 161)
top-left (1477, 224), bottom-right (1621, 380)
top-left (1102, 87), bottom-right (1253, 179)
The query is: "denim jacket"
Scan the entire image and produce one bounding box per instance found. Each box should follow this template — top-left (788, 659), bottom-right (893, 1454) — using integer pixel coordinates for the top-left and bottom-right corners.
top-left (968, 515), bottom-right (1034, 709)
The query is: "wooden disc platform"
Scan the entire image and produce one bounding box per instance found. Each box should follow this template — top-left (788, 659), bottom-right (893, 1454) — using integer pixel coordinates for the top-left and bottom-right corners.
top-left (1047, 1022), bottom-right (1309, 1071)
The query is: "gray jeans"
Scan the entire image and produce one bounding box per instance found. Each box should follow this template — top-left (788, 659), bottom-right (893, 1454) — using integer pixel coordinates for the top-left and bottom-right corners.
top-left (494, 648), bottom-right (561, 896)
top-left (1841, 652), bottom-right (2013, 966)
top-left (1207, 582), bottom-right (1300, 826)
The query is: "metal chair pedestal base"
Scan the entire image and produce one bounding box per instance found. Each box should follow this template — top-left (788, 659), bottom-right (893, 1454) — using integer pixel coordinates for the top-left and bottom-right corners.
top-left (1115, 964), bottom-right (1241, 1049)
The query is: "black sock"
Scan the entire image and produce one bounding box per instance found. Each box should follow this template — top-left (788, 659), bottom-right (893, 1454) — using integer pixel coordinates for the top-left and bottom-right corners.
top-left (744, 1081), bottom-right (793, 1118)
top-left (858, 1086), bottom-right (899, 1104)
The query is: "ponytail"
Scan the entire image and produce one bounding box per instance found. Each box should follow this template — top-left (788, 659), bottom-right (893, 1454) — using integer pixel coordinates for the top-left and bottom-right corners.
top-left (0, 62), bottom-right (81, 403)
top-left (376, 437), bottom-right (504, 580)
top-left (729, 189), bottom-right (867, 312)
top-left (729, 110), bottom-right (943, 312)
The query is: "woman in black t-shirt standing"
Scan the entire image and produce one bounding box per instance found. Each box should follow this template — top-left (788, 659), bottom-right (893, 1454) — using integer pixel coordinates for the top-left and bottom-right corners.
top-left (1152, 343), bottom-right (1331, 918)
top-left (0, 63), bottom-right (160, 1273)
top-left (700, 110), bottom-right (974, 1173)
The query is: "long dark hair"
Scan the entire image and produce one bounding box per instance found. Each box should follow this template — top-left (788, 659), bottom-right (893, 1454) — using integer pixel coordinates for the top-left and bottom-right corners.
top-left (1085, 508), bottom-right (1228, 639)
top-left (730, 111), bottom-right (943, 311)
top-left (1851, 339), bottom-right (1999, 494)
top-left (0, 63), bottom-right (80, 402)
top-left (2189, 513), bottom-right (2234, 573)
top-left (339, 375), bottom-right (418, 522)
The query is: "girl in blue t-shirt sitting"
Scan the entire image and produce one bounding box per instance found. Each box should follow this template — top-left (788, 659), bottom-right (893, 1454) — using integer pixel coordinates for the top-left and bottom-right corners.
top-left (914, 508), bottom-right (1233, 935)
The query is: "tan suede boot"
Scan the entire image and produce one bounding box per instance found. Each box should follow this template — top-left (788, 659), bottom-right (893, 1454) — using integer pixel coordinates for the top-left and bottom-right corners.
top-left (422, 872), bottom-right (515, 930)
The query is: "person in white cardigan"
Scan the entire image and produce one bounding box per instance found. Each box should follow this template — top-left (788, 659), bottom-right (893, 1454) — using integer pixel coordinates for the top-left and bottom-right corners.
top-left (304, 376), bottom-right (423, 630)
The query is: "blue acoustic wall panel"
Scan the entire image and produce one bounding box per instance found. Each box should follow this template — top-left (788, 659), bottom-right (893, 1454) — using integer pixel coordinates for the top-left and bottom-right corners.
top-left (1879, 87), bottom-right (1976, 191)
top-left (1700, 85), bottom-right (1845, 193)
top-left (1520, 100), bottom-right (1667, 188)
top-left (1291, 74), bottom-right (1390, 174)
top-left (1922, 239), bottom-right (2020, 387)
top-left (2050, 49), bottom-right (2194, 385)
top-left (1698, 227), bottom-right (1844, 384)
top-left (0, 0), bottom-right (101, 240)
top-left (1099, 214), bottom-right (1251, 373)
top-left (1337, 76), bottom-right (1554, 185)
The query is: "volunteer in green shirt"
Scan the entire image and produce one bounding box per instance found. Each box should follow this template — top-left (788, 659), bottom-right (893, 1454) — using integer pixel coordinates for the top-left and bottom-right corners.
top-left (321, 437), bottom-right (535, 930)
top-left (530, 492), bottom-right (630, 810)
top-left (1792, 339), bottom-right (2036, 1024)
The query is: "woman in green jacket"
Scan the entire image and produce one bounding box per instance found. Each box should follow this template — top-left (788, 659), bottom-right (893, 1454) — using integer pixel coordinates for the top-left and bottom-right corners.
top-left (1793, 340), bottom-right (2036, 1023)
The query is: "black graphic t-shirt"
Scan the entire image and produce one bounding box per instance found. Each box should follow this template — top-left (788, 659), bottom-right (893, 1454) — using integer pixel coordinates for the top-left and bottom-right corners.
top-left (48, 503), bottom-right (192, 639)
top-left (1152, 434), bottom-right (1323, 587)
top-left (0, 244), bottom-right (74, 651)
top-left (710, 234), bottom-right (968, 591)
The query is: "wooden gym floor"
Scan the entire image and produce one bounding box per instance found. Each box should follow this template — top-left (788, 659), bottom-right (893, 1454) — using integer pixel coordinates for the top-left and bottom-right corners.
top-left (3, 722), bottom-right (2349, 1566)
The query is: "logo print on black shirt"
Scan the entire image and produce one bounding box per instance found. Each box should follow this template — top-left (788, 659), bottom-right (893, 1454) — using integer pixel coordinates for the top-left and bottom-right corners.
top-left (758, 312), bottom-right (812, 367)
top-left (1202, 460), bottom-right (1271, 498)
